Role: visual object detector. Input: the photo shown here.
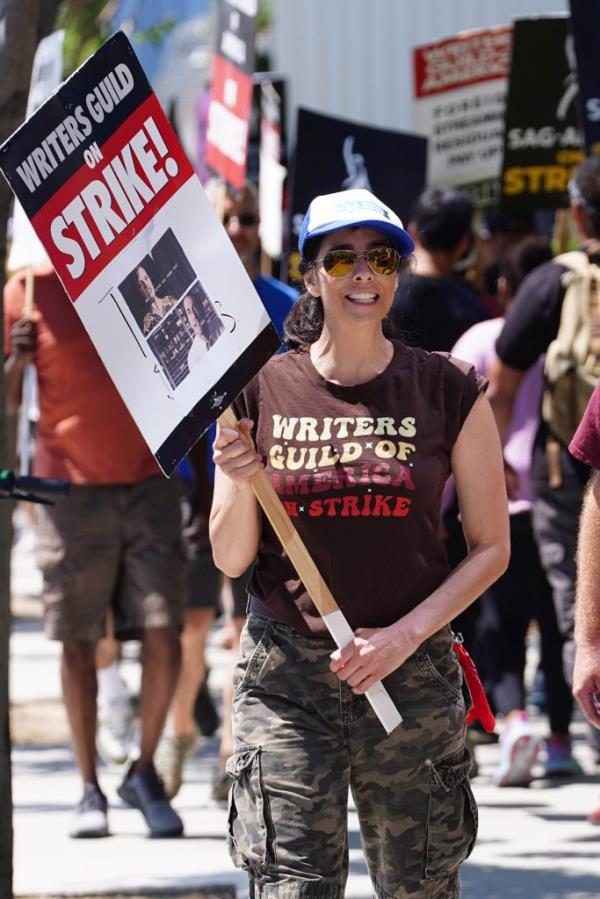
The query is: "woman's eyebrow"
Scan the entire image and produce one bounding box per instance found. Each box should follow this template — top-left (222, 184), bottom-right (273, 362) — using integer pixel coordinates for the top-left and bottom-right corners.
top-left (326, 240), bottom-right (390, 251)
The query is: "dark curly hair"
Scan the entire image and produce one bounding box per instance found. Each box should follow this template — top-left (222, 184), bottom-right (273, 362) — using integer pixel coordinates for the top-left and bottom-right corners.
top-left (284, 232), bottom-right (413, 349)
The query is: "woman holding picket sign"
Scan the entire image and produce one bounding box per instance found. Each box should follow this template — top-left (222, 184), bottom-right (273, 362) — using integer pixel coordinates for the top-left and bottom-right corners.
top-left (209, 188), bottom-right (509, 898)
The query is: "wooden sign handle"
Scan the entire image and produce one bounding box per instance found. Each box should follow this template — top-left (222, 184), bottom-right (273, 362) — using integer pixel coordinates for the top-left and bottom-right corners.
top-left (24, 265), bottom-right (34, 317)
top-left (219, 405), bottom-right (339, 617)
top-left (217, 406), bottom-right (402, 733)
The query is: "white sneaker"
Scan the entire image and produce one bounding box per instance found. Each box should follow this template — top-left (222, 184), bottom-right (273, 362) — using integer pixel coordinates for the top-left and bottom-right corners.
top-left (493, 710), bottom-right (541, 787)
top-left (69, 784), bottom-right (109, 838)
top-left (96, 662), bottom-right (135, 765)
top-left (96, 695), bottom-right (134, 765)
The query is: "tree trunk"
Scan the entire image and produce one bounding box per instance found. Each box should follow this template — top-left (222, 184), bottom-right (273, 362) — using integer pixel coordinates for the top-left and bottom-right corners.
top-left (0, 2), bottom-right (60, 894)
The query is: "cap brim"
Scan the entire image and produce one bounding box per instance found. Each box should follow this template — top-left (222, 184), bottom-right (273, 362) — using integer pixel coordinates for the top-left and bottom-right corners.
top-left (300, 218), bottom-right (414, 256)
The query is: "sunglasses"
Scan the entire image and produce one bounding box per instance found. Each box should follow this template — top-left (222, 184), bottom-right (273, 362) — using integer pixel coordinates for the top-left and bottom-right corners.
top-left (223, 212), bottom-right (258, 227)
top-left (314, 247), bottom-right (401, 278)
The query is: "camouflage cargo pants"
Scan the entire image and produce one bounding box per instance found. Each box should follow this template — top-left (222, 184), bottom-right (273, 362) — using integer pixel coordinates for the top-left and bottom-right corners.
top-left (227, 613), bottom-right (477, 899)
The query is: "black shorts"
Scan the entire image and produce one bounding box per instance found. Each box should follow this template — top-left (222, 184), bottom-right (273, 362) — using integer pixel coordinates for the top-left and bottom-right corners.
top-left (187, 536), bottom-right (249, 619)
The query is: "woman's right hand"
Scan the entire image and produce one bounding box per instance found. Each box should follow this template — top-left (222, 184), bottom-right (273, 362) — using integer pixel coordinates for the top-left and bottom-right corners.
top-left (212, 418), bottom-right (262, 486)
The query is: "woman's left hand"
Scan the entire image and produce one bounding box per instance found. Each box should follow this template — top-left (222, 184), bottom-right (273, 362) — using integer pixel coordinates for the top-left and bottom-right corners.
top-left (329, 625), bottom-right (416, 694)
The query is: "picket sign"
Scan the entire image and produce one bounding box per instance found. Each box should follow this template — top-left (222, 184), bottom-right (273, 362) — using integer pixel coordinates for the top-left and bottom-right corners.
top-left (218, 405), bottom-right (403, 734)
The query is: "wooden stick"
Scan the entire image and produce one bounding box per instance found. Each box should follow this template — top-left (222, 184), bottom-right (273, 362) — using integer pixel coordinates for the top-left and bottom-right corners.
top-left (218, 406), bottom-right (402, 732)
top-left (24, 265), bottom-right (34, 317)
top-left (18, 266), bottom-right (36, 476)
top-left (219, 406), bottom-right (339, 617)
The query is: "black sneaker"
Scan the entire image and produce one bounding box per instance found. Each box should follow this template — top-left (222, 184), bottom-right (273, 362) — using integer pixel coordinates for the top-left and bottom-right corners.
top-left (69, 783), bottom-right (109, 838)
top-left (117, 762), bottom-right (184, 837)
top-left (193, 672), bottom-right (220, 738)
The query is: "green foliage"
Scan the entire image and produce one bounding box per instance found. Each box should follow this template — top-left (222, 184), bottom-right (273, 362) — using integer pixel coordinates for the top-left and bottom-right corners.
top-left (134, 16), bottom-right (176, 46)
top-left (256, 0), bottom-right (273, 72)
top-left (257, 0), bottom-right (273, 33)
top-left (55, 0), bottom-right (110, 76)
top-left (53, 0), bottom-right (274, 76)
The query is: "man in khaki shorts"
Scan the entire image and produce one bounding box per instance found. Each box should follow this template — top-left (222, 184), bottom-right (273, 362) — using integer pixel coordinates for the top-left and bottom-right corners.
top-left (5, 263), bottom-right (186, 838)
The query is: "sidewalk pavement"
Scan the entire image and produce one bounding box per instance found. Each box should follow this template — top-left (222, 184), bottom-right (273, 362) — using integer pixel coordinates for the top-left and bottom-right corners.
top-left (9, 542), bottom-right (600, 898)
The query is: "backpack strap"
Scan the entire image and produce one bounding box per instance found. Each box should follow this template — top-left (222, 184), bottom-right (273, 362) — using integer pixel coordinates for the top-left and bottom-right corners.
top-left (543, 253), bottom-right (600, 486)
top-left (546, 252), bottom-right (600, 377)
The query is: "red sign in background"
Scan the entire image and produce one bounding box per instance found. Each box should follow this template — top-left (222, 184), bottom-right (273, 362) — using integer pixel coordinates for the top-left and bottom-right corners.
top-left (205, 53), bottom-right (253, 190)
top-left (414, 27), bottom-right (512, 99)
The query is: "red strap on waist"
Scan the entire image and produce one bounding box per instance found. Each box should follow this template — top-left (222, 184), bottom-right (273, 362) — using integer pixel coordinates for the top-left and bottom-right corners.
top-left (453, 640), bottom-right (496, 733)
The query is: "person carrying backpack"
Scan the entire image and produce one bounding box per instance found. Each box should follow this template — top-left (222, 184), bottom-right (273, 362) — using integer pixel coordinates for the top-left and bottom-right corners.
top-left (488, 156), bottom-right (600, 805)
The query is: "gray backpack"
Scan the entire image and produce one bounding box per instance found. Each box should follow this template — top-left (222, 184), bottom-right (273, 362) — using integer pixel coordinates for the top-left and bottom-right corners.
top-left (542, 250), bottom-right (600, 447)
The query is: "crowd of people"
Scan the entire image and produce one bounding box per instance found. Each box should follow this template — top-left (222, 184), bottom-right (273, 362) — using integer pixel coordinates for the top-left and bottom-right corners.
top-left (5, 155), bottom-right (600, 895)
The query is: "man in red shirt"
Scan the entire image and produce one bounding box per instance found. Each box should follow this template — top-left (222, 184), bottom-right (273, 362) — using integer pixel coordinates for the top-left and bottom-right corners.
top-left (5, 263), bottom-right (186, 839)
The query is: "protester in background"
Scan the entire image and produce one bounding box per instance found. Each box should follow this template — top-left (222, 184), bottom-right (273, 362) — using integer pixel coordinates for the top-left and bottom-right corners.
top-left (569, 379), bottom-right (600, 822)
top-left (155, 179), bottom-right (297, 803)
top-left (391, 186), bottom-right (489, 351)
top-left (488, 155), bottom-right (600, 780)
top-left (479, 208), bottom-right (537, 316)
top-left (97, 285), bottom-right (201, 765)
top-left (210, 188), bottom-right (509, 897)
top-left (452, 237), bottom-right (577, 786)
top-left (389, 186), bottom-right (494, 763)
top-left (204, 178), bottom-right (299, 331)
top-left (4, 264), bottom-right (186, 839)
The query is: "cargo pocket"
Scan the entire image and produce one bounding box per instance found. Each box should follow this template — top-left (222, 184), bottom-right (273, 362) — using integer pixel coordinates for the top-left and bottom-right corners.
top-left (416, 642), bottom-right (463, 702)
top-left (234, 621), bottom-right (273, 699)
top-left (424, 750), bottom-right (478, 881)
top-left (226, 745), bottom-right (276, 874)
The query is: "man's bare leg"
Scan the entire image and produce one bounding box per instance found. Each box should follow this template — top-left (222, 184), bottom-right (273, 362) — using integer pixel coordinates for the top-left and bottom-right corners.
top-left (117, 626), bottom-right (184, 837)
top-left (95, 612), bottom-right (133, 765)
top-left (171, 607), bottom-right (215, 737)
top-left (62, 638), bottom-right (110, 837)
top-left (154, 607), bottom-right (216, 798)
top-left (61, 639), bottom-right (98, 786)
top-left (135, 626), bottom-right (181, 769)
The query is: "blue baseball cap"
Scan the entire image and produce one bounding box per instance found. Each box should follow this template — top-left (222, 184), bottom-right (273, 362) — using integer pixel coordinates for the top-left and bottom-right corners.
top-left (298, 189), bottom-right (414, 256)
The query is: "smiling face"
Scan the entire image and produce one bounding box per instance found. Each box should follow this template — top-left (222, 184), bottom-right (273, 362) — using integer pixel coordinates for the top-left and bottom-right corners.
top-left (304, 227), bottom-right (400, 327)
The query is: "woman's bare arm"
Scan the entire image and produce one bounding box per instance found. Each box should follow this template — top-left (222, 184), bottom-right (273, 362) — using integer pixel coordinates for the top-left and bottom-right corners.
top-left (331, 394), bottom-right (510, 693)
top-left (209, 418), bottom-right (262, 576)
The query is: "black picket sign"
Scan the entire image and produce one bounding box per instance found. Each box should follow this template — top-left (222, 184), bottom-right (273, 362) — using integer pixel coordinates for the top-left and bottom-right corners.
top-left (500, 16), bottom-right (584, 211)
top-left (569, 0), bottom-right (600, 154)
top-left (287, 108), bottom-right (427, 282)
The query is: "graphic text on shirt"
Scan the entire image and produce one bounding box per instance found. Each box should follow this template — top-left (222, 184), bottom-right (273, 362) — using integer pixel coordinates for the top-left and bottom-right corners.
top-left (269, 414), bottom-right (417, 518)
